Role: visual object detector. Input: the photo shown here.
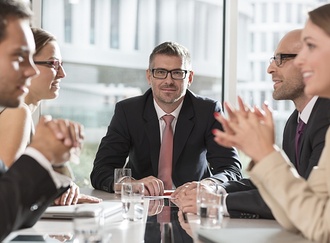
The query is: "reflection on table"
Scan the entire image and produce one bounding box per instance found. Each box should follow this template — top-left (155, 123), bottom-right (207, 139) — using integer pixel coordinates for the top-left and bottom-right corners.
top-left (4, 188), bottom-right (312, 243)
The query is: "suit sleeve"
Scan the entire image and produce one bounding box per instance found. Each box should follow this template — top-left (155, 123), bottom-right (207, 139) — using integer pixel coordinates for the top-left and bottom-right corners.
top-left (0, 155), bottom-right (65, 242)
top-left (206, 101), bottom-right (242, 182)
top-left (221, 178), bottom-right (256, 192)
top-left (90, 102), bottom-right (130, 192)
top-left (220, 178), bottom-right (274, 219)
top-left (226, 190), bottom-right (274, 219)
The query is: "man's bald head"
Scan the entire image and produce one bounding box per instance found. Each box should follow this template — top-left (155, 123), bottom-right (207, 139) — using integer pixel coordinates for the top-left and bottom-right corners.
top-left (276, 29), bottom-right (302, 55)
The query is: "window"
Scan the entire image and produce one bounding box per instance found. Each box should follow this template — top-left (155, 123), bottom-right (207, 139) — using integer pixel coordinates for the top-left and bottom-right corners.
top-left (237, 0), bottom-right (327, 151)
top-left (260, 61), bottom-right (266, 82)
top-left (273, 2), bottom-right (280, 23)
top-left (90, 0), bottom-right (96, 45)
top-left (286, 3), bottom-right (292, 23)
top-left (251, 3), bottom-right (255, 23)
top-left (260, 32), bottom-right (267, 52)
top-left (250, 33), bottom-right (254, 52)
top-left (272, 32), bottom-right (280, 51)
top-left (297, 4), bottom-right (303, 24)
top-left (64, 0), bottom-right (72, 43)
top-left (110, 0), bottom-right (120, 49)
top-left (261, 3), bottom-right (267, 22)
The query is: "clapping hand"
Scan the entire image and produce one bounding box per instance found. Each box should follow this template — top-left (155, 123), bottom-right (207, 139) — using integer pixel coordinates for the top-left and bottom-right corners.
top-left (213, 97), bottom-right (276, 163)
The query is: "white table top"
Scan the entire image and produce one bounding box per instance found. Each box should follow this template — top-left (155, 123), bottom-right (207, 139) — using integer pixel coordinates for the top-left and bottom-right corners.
top-left (4, 188), bottom-right (312, 243)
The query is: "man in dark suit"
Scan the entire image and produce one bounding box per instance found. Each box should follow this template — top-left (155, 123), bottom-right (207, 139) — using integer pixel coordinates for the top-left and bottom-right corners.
top-left (173, 29), bottom-right (330, 219)
top-left (0, 1), bottom-right (84, 240)
top-left (221, 97), bottom-right (330, 219)
top-left (91, 41), bottom-right (242, 196)
top-left (220, 29), bottom-right (330, 219)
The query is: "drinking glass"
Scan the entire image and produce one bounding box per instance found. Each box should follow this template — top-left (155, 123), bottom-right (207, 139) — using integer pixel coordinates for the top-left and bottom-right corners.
top-left (196, 181), bottom-right (223, 229)
top-left (121, 182), bottom-right (145, 221)
top-left (73, 205), bottom-right (105, 242)
top-left (114, 168), bottom-right (132, 194)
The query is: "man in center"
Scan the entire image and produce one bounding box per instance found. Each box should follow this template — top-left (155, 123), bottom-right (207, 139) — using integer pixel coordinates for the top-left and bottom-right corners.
top-left (91, 41), bottom-right (242, 196)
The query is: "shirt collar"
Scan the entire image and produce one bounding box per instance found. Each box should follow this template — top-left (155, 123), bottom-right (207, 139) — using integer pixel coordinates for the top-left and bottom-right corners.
top-left (298, 96), bottom-right (318, 124)
top-left (153, 99), bottom-right (183, 120)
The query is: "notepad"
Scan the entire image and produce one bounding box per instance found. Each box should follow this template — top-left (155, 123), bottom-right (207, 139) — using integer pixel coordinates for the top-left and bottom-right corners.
top-left (41, 201), bottom-right (122, 219)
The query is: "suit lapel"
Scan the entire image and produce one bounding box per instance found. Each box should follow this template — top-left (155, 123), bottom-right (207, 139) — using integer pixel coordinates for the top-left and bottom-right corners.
top-left (283, 110), bottom-right (298, 164)
top-left (143, 93), bottom-right (161, 174)
top-left (0, 160), bottom-right (7, 175)
top-left (298, 98), bottom-right (320, 172)
top-left (173, 93), bottom-right (194, 166)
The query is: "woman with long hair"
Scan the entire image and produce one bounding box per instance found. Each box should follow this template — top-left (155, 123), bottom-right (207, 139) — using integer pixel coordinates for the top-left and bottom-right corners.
top-left (213, 4), bottom-right (330, 242)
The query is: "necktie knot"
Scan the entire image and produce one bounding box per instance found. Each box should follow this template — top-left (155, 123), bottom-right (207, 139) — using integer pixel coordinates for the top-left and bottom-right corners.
top-left (297, 119), bottom-right (305, 134)
top-left (163, 114), bottom-right (174, 125)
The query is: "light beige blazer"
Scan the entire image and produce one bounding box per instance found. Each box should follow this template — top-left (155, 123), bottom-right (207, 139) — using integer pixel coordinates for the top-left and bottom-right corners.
top-left (249, 127), bottom-right (330, 242)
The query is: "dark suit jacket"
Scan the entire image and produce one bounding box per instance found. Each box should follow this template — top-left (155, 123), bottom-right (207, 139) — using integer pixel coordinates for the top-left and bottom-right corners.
top-left (222, 97), bottom-right (330, 219)
top-left (91, 89), bottom-right (242, 192)
top-left (0, 155), bottom-right (67, 241)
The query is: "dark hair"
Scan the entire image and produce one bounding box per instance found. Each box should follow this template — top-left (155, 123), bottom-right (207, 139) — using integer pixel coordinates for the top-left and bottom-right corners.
top-left (308, 3), bottom-right (330, 37)
top-left (0, 0), bottom-right (33, 42)
top-left (148, 41), bottom-right (192, 70)
top-left (31, 27), bottom-right (57, 56)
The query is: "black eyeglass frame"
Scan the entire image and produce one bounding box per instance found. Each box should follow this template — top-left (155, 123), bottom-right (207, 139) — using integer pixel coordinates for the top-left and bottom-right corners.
top-left (269, 54), bottom-right (297, 67)
top-left (34, 60), bottom-right (63, 71)
top-left (151, 68), bottom-right (189, 80)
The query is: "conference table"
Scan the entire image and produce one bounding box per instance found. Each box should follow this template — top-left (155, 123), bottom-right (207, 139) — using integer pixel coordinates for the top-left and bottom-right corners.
top-left (4, 188), bottom-right (312, 243)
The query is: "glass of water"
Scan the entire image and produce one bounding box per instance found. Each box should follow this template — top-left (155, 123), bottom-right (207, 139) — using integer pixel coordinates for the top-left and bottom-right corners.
top-left (196, 181), bottom-right (223, 229)
top-left (114, 168), bottom-right (132, 194)
top-left (121, 182), bottom-right (144, 221)
top-left (73, 205), bottom-right (105, 243)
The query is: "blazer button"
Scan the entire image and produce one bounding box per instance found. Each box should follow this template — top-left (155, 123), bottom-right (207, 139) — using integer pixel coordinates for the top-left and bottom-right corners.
top-left (30, 204), bottom-right (39, 211)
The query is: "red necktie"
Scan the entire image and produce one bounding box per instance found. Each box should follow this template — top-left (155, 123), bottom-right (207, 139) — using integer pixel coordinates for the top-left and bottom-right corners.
top-left (158, 115), bottom-right (174, 190)
top-left (295, 119), bottom-right (305, 168)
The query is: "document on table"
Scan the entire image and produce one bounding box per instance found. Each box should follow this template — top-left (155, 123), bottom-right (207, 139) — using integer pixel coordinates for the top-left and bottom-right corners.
top-left (41, 201), bottom-right (122, 219)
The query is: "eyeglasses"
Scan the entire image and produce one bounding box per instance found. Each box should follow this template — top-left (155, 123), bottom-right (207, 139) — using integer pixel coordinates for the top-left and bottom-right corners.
top-left (34, 60), bottom-right (63, 71)
top-left (151, 68), bottom-right (188, 80)
top-left (269, 54), bottom-right (297, 67)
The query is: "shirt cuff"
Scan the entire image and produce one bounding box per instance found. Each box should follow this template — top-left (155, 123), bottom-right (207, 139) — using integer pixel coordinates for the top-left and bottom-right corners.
top-left (201, 177), bottom-right (222, 191)
top-left (24, 147), bottom-right (71, 189)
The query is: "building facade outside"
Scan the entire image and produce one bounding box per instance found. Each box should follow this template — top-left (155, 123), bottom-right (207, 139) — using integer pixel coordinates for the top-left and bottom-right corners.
top-left (237, 0), bottom-right (329, 147)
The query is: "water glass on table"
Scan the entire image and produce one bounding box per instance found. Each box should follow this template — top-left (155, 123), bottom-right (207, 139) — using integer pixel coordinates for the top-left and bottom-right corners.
top-left (121, 182), bottom-right (145, 221)
top-left (196, 181), bottom-right (223, 229)
top-left (114, 168), bottom-right (132, 194)
top-left (73, 205), bottom-right (105, 243)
